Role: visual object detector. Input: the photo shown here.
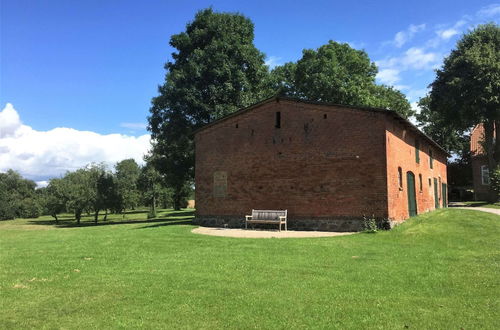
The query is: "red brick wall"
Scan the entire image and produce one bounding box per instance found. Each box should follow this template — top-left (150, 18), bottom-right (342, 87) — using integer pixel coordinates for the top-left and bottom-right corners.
top-left (385, 121), bottom-right (448, 221)
top-left (195, 99), bottom-right (389, 222)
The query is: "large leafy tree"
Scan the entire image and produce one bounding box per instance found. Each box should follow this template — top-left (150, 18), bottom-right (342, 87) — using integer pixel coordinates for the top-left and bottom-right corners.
top-left (148, 8), bottom-right (269, 209)
top-left (269, 41), bottom-right (413, 118)
top-left (115, 159), bottom-right (140, 211)
top-left (427, 23), bottom-right (500, 200)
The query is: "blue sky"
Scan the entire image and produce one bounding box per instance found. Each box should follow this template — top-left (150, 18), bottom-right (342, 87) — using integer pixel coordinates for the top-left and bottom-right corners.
top-left (1, 0), bottom-right (499, 184)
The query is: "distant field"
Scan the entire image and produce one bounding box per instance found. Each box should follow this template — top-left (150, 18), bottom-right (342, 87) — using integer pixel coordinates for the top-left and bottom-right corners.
top-left (0, 209), bottom-right (498, 329)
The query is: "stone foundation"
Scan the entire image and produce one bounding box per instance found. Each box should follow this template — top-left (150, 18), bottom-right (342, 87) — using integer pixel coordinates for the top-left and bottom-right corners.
top-left (193, 215), bottom-right (391, 232)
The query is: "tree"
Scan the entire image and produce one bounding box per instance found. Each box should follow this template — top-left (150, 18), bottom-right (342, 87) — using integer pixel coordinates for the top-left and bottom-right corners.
top-left (269, 41), bottom-right (413, 118)
top-left (137, 162), bottom-right (162, 218)
top-left (44, 178), bottom-right (68, 223)
top-left (115, 159), bottom-right (140, 211)
top-left (148, 8), bottom-right (270, 209)
top-left (0, 170), bottom-right (41, 220)
top-left (64, 168), bottom-right (93, 224)
top-left (427, 23), bottom-right (500, 201)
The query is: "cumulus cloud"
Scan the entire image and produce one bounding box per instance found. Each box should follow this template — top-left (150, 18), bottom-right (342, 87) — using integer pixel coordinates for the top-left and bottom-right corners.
top-left (0, 104), bottom-right (150, 181)
top-left (0, 103), bottom-right (22, 138)
top-left (391, 24), bottom-right (426, 48)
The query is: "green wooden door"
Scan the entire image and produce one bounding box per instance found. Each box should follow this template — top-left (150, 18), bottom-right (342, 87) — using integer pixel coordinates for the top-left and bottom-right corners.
top-left (442, 183), bottom-right (448, 208)
top-left (407, 172), bottom-right (417, 217)
top-left (434, 178), bottom-right (439, 209)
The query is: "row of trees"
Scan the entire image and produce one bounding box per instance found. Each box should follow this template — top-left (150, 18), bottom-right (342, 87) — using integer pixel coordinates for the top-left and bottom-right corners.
top-left (148, 8), bottom-right (413, 207)
top-left (0, 158), bottom-right (190, 222)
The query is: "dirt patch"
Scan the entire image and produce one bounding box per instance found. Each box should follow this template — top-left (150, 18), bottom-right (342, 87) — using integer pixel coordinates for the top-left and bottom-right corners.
top-left (192, 227), bottom-right (356, 238)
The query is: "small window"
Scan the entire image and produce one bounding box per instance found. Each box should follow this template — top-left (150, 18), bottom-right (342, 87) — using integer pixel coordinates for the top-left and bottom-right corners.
top-left (323, 114), bottom-right (327, 119)
top-left (398, 167), bottom-right (403, 189)
top-left (415, 139), bottom-right (420, 164)
top-left (419, 174), bottom-right (423, 192)
top-left (481, 165), bottom-right (490, 185)
top-left (428, 178), bottom-right (431, 187)
top-left (275, 111), bottom-right (281, 128)
top-left (429, 149), bottom-right (433, 169)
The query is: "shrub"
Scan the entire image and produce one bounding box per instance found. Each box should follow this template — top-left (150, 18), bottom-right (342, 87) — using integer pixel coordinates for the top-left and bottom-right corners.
top-left (362, 215), bottom-right (378, 233)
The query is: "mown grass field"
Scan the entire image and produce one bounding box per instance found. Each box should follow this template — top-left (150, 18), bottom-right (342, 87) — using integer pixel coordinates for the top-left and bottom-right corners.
top-left (0, 209), bottom-right (499, 329)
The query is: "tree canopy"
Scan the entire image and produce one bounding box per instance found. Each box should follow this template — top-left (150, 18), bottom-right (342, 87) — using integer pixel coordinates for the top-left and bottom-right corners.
top-left (148, 8), bottom-right (270, 209)
top-left (269, 41), bottom-right (413, 118)
top-left (424, 23), bottom-right (500, 200)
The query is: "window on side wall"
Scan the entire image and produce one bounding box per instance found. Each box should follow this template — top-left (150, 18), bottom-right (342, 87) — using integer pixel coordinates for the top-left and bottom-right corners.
top-left (481, 165), bottom-right (490, 185)
top-left (415, 139), bottom-right (420, 164)
top-left (398, 167), bottom-right (403, 190)
top-left (429, 149), bottom-right (433, 169)
top-left (419, 174), bottom-right (423, 192)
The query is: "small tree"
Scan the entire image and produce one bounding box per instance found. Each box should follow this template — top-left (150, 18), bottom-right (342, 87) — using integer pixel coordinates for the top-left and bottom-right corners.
top-left (490, 166), bottom-right (500, 201)
top-left (44, 178), bottom-right (68, 223)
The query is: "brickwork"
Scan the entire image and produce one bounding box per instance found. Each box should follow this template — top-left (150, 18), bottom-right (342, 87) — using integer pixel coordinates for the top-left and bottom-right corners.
top-left (385, 120), bottom-right (448, 222)
top-left (194, 98), bottom-right (448, 230)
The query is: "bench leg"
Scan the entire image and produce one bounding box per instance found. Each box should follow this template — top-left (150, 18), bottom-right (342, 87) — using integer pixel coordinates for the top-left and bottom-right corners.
top-left (279, 223), bottom-right (281, 232)
top-left (285, 221), bottom-right (287, 231)
top-left (245, 221), bottom-right (247, 229)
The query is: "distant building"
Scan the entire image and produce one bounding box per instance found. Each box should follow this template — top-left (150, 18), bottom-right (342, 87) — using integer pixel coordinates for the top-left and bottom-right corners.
top-left (470, 124), bottom-right (491, 200)
top-left (194, 97), bottom-right (448, 231)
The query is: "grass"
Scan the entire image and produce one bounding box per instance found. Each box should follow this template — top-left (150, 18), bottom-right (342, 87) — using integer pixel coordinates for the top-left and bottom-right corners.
top-left (0, 209), bottom-right (499, 329)
top-left (461, 201), bottom-right (500, 209)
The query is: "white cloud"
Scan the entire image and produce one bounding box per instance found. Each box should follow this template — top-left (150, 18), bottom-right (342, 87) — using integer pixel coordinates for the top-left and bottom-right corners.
top-left (391, 24), bottom-right (426, 48)
top-left (0, 103), bottom-right (22, 138)
top-left (477, 4), bottom-right (500, 18)
top-left (436, 28), bottom-right (459, 40)
top-left (265, 56), bottom-right (283, 69)
top-left (376, 68), bottom-right (401, 85)
top-left (36, 181), bottom-right (49, 188)
top-left (0, 104), bottom-right (150, 181)
top-left (120, 122), bottom-right (147, 130)
top-left (377, 47), bottom-right (439, 77)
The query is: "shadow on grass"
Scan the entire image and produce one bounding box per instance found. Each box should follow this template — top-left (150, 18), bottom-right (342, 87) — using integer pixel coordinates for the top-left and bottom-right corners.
top-left (27, 210), bottom-right (195, 228)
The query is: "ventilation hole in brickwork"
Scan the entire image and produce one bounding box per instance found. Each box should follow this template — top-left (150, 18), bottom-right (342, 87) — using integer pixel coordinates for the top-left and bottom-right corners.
top-left (289, 137), bottom-right (292, 142)
top-left (281, 138), bottom-right (284, 143)
top-left (235, 123), bottom-right (238, 128)
top-left (324, 114), bottom-right (327, 119)
top-left (258, 186), bottom-right (263, 190)
top-left (251, 129), bottom-right (254, 136)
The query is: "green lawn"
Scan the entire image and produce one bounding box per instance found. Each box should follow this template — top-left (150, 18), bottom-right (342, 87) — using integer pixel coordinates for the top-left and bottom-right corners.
top-left (462, 201), bottom-right (500, 209)
top-left (1, 209), bottom-right (499, 329)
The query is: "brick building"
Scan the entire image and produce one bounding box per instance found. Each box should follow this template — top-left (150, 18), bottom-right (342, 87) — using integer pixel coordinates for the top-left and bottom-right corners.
top-left (470, 124), bottom-right (491, 200)
top-left (194, 97), bottom-right (448, 231)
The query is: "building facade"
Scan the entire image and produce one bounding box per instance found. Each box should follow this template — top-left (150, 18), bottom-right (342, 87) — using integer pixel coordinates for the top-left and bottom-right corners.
top-left (470, 124), bottom-right (490, 200)
top-left (194, 97), bottom-right (448, 231)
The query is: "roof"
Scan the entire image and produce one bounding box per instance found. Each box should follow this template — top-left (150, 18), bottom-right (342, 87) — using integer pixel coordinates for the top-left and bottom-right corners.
top-left (194, 96), bottom-right (450, 157)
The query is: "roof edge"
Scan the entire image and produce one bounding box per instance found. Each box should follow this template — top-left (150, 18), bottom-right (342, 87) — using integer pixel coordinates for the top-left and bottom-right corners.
top-left (193, 96), bottom-right (450, 157)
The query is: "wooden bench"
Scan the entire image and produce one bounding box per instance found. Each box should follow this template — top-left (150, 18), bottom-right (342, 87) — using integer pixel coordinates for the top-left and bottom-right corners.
top-left (245, 209), bottom-right (287, 231)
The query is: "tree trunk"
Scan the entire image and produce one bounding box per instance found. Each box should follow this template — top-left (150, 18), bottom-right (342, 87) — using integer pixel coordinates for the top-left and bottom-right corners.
top-left (484, 120), bottom-right (498, 202)
top-left (76, 210), bottom-right (82, 224)
top-left (104, 209), bottom-right (108, 221)
top-left (52, 214), bottom-right (58, 224)
top-left (94, 210), bottom-right (99, 224)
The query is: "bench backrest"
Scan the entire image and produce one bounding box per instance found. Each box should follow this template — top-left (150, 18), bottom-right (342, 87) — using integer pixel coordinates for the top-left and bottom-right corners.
top-left (251, 209), bottom-right (287, 220)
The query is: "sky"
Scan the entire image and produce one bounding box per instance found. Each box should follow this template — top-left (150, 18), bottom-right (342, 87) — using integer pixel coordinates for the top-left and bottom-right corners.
top-left (1, 0), bottom-right (499, 186)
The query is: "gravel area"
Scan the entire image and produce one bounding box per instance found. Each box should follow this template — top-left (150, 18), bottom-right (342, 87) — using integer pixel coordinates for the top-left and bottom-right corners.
top-left (192, 227), bottom-right (356, 238)
top-left (453, 207), bottom-right (500, 216)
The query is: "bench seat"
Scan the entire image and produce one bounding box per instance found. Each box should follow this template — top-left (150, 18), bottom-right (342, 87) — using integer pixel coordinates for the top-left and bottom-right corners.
top-left (245, 209), bottom-right (287, 231)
